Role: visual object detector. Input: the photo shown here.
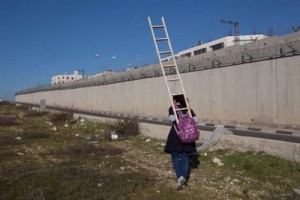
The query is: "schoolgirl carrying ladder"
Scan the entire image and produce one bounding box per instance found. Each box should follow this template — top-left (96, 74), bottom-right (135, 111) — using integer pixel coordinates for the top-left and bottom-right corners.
top-left (148, 16), bottom-right (200, 190)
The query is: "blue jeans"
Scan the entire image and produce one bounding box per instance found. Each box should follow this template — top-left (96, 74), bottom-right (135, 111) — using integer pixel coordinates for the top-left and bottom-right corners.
top-left (171, 152), bottom-right (189, 179)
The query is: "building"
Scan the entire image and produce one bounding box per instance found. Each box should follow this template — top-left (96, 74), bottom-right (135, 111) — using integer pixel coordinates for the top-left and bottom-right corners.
top-left (51, 70), bottom-right (84, 85)
top-left (162, 34), bottom-right (267, 62)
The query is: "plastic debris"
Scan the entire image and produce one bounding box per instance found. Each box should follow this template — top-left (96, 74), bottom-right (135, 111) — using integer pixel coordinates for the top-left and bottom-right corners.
top-left (197, 127), bottom-right (233, 151)
top-left (111, 130), bottom-right (118, 140)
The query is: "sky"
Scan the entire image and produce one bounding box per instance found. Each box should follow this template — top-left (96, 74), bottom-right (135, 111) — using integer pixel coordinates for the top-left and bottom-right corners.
top-left (0, 0), bottom-right (299, 101)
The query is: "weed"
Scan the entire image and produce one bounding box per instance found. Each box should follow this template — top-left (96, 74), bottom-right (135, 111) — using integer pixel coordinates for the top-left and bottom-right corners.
top-left (105, 118), bottom-right (139, 138)
top-left (0, 150), bottom-right (17, 160)
top-left (24, 110), bottom-right (48, 117)
top-left (22, 131), bottom-right (50, 140)
top-left (50, 143), bottom-right (123, 158)
top-left (0, 132), bottom-right (21, 146)
top-left (0, 116), bottom-right (19, 126)
top-left (0, 101), bottom-right (11, 106)
top-left (49, 112), bottom-right (73, 125)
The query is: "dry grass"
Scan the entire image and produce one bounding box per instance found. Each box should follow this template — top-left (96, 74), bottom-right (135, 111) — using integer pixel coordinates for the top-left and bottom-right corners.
top-left (48, 112), bottom-right (74, 125)
top-left (0, 116), bottom-right (19, 126)
top-left (0, 103), bottom-right (300, 200)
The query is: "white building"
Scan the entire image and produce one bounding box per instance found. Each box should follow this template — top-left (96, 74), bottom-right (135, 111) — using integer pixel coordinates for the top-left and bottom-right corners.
top-left (51, 70), bottom-right (84, 85)
top-left (162, 34), bottom-right (267, 61)
top-left (89, 70), bottom-right (114, 78)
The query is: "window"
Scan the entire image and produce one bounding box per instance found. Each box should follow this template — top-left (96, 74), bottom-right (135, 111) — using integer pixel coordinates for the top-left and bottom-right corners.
top-left (194, 48), bottom-right (207, 55)
top-left (180, 52), bottom-right (191, 58)
top-left (210, 42), bottom-right (224, 51)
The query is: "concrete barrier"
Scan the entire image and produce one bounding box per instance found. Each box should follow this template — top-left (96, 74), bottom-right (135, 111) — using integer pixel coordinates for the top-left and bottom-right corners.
top-left (15, 32), bottom-right (300, 128)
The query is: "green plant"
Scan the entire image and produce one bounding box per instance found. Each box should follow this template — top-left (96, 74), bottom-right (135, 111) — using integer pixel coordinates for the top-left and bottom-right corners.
top-left (49, 112), bottom-right (73, 125)
top-left (105, 118), bottom-right (139, 138)
top-left (24, 110), bottom-right (48, 117)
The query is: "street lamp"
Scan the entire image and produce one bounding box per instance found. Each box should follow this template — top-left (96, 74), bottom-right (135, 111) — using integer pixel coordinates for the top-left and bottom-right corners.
top-left (94, 53), bottom-right (102, 73)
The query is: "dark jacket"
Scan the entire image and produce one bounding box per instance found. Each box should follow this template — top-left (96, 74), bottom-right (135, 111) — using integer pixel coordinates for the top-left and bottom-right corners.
top-left (164, 106), bottom-right (197, 153)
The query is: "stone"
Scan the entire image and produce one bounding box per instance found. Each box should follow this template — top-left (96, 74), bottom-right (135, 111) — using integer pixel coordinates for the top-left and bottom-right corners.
top-left (212, 157), bottom-right (224, 166)
top-left (15, 137), bottom-right (22, 140)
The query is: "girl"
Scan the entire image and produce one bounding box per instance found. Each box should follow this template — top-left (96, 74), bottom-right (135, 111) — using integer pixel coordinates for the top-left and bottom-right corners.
top-left (164, 95), bottom-right (199, 190)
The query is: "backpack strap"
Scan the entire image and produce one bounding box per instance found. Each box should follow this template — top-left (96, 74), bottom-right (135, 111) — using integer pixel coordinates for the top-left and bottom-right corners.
top-left (175, 105), bottom-right (184, 117)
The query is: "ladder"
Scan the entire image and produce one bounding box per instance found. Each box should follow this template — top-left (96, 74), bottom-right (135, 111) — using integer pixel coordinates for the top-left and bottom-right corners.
top-left (148, 16), bottom-right (192, 123)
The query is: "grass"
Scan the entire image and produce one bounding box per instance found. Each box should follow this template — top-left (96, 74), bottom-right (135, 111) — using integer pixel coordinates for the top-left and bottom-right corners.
top-left (0, 103), bottom-right (300, 199)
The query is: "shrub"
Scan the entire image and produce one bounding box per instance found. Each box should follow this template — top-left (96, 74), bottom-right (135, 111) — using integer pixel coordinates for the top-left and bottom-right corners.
top-left (49, 112), bottom-right (73, 125)
top-left (105, 118), bottom-right (139, 138)
top-left (0, 101), bottom-right (11, 106)
top-left (24, 110), bottom-right (48, 118)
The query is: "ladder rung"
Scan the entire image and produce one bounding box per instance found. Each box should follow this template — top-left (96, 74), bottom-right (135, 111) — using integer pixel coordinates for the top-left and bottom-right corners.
top-left (156, 38), bottom-right (168, 41)
top-left (171, 93), bottom-right (184, 96)
top-left (167, 78), bottom-right (180, 82)
top-left (163, 64), bottom-right (176, 68)
top-left (176, 107), bottom-right (188, 111)
top-left (152, 25), bottom-right (164, 28)
top-left (159, 51), bottom-right (172, 54)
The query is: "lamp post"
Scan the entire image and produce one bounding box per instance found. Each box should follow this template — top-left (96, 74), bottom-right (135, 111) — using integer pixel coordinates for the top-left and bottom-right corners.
top-left (94, 53), bottom-right (102, 73)
top-left (109, 56), bottom-right (116, 71)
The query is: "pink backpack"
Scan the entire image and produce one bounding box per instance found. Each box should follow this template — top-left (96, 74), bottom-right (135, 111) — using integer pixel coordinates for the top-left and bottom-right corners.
top-left (176, 109), bottom-right (200, 143)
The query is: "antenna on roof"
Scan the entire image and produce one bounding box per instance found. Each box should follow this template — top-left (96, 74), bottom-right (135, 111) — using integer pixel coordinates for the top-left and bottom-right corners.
top-left (221, 19), bottom-right (240, 45)
top-left (292, 25), bottom-right (300, 32)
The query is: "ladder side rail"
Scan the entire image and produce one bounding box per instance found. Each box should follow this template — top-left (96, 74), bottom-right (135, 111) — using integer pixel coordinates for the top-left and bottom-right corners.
top-left (148, 16), bottom-right (179, 123)
top-left (161, 17), bottom-right (192, 118)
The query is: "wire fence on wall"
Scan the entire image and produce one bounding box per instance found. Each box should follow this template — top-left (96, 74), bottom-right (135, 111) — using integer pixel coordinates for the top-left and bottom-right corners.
top-left (16, 33), bottom-right (300, 96)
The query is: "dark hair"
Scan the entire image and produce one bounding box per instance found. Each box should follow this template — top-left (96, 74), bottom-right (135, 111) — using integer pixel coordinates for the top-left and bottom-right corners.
top-left (173, 95), bottom-right (187, 107)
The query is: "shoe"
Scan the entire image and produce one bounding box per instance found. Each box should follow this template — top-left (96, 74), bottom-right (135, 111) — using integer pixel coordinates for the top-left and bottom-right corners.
top-left (176, 176), bottom-right (186, 190)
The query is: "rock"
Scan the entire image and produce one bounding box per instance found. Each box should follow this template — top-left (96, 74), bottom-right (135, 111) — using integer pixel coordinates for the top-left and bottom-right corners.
top-left (97, 183), bottom-right (102, 187)
top-left (212, 157), bottom-right (224, 166)
top-left (64, 124), bottom-right (68, 127)
top-left (17, 152), bottom-right (24, 156)
top-left (233, 179), bottom-right (240, 183)
top-left (75, 134), bottom-right (79, 137)
top-left (146, 139), bottom-right (151, 142)
top-left (80, 119), bottom-right (85, 123)
top-left (15, 137), bottom-right (22, 140)
top-left (84, 134), bottom-right (91, 140)
top-left (52, 127), bottom-right (57, 131)
top-left (293, 188), bottom-right (300, 198)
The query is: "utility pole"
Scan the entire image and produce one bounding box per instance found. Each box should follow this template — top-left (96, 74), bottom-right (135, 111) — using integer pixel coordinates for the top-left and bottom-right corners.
top-left (221, 19), bottom-right (240, 45)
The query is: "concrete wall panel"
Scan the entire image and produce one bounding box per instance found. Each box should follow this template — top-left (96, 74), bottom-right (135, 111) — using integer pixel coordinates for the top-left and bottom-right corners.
top-left (277, 56), bottom-right (300, 126)
top-left (16, 55), bottom-right (300, 128)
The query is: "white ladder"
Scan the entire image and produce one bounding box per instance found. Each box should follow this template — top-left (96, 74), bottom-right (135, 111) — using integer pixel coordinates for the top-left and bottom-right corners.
top-left (148, 16), bottom-right (192, 123)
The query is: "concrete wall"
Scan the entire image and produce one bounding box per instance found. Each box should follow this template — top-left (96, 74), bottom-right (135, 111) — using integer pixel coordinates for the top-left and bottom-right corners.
top-left (16, 55), bottom-right (300, 128)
